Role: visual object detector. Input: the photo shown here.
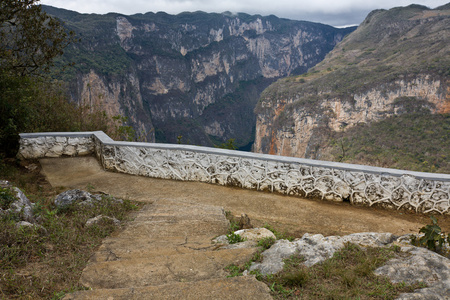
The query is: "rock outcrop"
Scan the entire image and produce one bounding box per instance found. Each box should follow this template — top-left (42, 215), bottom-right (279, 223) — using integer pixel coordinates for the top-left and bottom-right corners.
top-left (248, 232), bottom-right (450, 299)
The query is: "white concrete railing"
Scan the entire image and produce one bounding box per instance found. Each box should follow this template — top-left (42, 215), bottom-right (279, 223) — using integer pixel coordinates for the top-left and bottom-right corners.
top-left (18, 131), bottom-right (450, 214)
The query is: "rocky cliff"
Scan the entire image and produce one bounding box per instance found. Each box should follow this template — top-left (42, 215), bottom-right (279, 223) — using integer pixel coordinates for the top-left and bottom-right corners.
top-left (254, 4), bottom-right (449, 171)
top-left (44, 6), bottom-right (354, 146)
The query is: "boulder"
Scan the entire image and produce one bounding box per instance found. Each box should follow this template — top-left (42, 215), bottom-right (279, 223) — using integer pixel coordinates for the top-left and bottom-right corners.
top-left (235, 228), bottom-right (276, 242)
top-left (1, 180), bottom-right (35, 223)
top-left (54, 189), bottom-right (99, 208)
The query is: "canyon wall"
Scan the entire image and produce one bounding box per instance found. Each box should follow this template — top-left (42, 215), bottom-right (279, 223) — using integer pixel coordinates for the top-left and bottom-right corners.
top-left (44, 6), bottom-right (355, 146)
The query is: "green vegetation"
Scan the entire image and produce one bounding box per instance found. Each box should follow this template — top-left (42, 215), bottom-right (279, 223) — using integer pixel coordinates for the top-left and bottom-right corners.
top-left (325, 113), bottom-right (450, 173)
top-left (1, 0), bottom-right (76, 76)
top-left (0, 186), bottom-right (16, 210)
top-left (257, 236), bottom-right (276, 250)
top-left (226, 232), bottom-right (246, 244)
top-left (411, 216), bottom-right (450, 257)
top-left (0, 160), bottom-right (141, 299)
top-left (215, 138), bottom-right (238, 150)
top-left (0, 1), bottom-right (134, 157)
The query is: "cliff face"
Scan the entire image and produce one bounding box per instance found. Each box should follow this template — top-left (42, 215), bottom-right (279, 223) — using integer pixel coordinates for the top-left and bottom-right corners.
top-left (45, 6), bottom-right (354, 146)
top-left (77, 70), bottom-right (153, 140)
top-left (254, 4), bottom-right (449, 161)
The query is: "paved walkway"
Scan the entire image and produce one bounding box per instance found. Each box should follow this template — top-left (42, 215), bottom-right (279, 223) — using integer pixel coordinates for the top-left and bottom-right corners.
top-left (64, 197), bottom-right (271, 299)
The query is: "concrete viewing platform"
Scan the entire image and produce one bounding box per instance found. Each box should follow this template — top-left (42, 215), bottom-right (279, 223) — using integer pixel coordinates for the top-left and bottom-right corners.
top-left (36, 156), bottom-right (449, 299)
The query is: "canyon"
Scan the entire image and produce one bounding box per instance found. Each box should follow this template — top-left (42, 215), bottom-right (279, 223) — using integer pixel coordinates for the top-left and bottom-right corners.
top-left (45, 6), bottom-right (354, 147)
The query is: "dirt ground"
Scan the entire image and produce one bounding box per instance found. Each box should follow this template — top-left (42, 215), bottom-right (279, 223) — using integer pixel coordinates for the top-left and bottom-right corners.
top-left (39, 156), bottom-right (450, 238)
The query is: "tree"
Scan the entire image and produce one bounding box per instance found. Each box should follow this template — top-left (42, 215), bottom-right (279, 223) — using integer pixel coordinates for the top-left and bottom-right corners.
top-left (0, 0), bottom-right (76, 156)
top-left (0, 0), bottom-right (76, 76)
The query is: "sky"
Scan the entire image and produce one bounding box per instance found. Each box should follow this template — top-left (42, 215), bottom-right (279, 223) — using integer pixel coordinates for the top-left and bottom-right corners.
top-left (39, 0), bottom-right (449, 27)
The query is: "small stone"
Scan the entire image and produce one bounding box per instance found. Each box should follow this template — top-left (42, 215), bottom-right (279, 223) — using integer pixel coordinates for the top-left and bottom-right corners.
top-left (239, 213), bottom-right (253, 229)
top-left (15, 221), bottom-right (47, 234)
top-left (234, 228), bottom-right (276, 242)
top-left (54, 189), bottom-right (93, 208)
top-left (85, 215), bottom-right (120, 227)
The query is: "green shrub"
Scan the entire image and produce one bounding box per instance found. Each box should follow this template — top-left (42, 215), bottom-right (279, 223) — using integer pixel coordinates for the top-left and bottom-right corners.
top-left (0, 187), bottom-right (16, 210)
top-left (226, 232), bottom-right (245, 244)
top-left (411, 216), bottom-right (450, 256)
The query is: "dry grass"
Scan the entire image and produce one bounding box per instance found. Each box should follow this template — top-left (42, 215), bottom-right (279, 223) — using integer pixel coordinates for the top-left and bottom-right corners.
top-left (0, 159), bottom-right (141, 299)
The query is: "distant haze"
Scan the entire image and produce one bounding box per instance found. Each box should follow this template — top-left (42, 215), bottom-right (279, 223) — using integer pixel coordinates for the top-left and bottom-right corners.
top-left (39, 0), bottom-right (448, 27)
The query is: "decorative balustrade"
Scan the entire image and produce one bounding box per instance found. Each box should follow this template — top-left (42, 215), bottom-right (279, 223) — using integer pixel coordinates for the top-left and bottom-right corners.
top-left (19, 131), bottom-right (450, 214)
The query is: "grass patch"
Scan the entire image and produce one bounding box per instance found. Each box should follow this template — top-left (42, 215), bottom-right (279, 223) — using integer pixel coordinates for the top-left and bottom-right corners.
top-left (257, 237), bottom-right (276, 250)
top-left (0, 159), bottom-right (142, 299)
top-left (259, 243), bottom-right (426, 299)
top-left (263, 223), bottom-right (294, 241)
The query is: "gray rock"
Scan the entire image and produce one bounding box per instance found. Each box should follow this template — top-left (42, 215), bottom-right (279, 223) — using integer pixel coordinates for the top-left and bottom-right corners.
top-left (85, 215), bottom-right (120, 227)
top-left (54, 189), bottom-right (122, 208)
top-left (10, 187), bottom-right (35, 223)
top-left (249, 233), bottom-right (348, 274)
top-left (212, 228), bottom-right (276, 247)
top-left (1, 182), bottom-right (35, 223)
top-left (375, 246), bottom-right (450, 299)
top-left (249, 239), bottom-right (299, 274)
top-left (54, 189), bottom-right (94, 208)
top-left (221, 240), bottom-right (258, 249)
top-left (249, 232), bottom-right (450, 299)
top-left (15, 221), bottom-right (47, 234)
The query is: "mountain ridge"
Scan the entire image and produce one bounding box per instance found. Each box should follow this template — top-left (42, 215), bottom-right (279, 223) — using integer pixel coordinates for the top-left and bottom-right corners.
top-left (253, 3), bottom-right (449, 173)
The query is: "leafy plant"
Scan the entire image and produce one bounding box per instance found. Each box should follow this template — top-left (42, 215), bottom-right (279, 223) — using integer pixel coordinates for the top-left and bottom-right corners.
top-left (412, 216), bottom-right (450, 255)
top-left (224, 264), bottom-right (242, 277)
top-left (0, 186), bottom-right (16, 210)
top-left (226, 232), bottom-right (245, 244)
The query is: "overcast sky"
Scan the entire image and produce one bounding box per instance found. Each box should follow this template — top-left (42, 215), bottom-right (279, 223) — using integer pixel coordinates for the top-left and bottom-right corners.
top-left (39, 0), bottom-right (448, 27)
